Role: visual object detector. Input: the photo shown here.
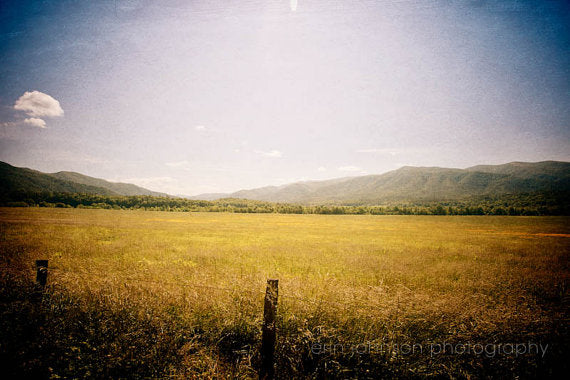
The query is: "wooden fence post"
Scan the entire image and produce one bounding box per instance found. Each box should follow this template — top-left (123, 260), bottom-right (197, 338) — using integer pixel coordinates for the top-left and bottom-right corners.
top-left (35, 260), bottom-right (48, 289)
top-left (260, 279), bottom-right (278, 380)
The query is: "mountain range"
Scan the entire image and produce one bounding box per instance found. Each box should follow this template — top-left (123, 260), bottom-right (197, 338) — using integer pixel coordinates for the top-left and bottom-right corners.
top-left (190, 161), bottom-right (570, 204)
top-left (1, 160), bottom-right (569, 205)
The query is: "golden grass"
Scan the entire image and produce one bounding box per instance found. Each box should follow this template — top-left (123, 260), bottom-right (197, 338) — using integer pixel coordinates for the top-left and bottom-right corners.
top-left (1, 207), bottom-right (568, 378)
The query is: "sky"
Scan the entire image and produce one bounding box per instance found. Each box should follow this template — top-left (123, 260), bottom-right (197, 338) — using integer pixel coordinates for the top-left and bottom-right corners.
top-left (0, 0), bottom-right (569, 195)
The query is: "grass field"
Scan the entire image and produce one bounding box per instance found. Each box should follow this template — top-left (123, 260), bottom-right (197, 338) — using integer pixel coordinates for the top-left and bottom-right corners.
top-left (1, 207), bottom-right (568, 378)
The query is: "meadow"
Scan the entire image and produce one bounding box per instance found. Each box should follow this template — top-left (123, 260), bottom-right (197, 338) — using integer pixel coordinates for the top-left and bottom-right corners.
top-left (1, 207), bottom-right (568, 378)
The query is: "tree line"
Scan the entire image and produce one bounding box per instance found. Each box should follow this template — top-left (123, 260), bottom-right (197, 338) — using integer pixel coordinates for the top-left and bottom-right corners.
top-left (1, 190), bottom-right (568, 216)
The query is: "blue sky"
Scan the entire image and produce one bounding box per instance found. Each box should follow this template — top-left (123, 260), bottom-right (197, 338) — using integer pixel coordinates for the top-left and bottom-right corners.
top-left (0, 0), bottom-right (569, 195)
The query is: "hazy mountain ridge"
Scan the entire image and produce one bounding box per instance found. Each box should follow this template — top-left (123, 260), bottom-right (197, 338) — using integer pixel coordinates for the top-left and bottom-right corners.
top-left (2, 160), bottom-right (569, 206)
top-left (0, 161), bottom-right (167, 198)
top-left (49, 171), bottom-right (167, 197)
top-left (192, 161), bottom-right (570, 205)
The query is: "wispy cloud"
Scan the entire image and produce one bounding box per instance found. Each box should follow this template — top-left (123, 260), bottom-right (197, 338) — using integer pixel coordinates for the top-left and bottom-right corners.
top-left (317, 166), bottom-right (326, 172)
top-left (2, 119), bottom-right (46, 129)
top-left (194, 125), bottom-right (206, 131)
top-left (23, 118), bottom-right (46, 128)
top-left (338, 165), bottom-right (368, 175)
top-left (254, 149), bottom-right (283, 158)
top-left (164, 160), bottom-right (233, 173)
top-left (356, 148), bottom-right (397, 155)
top-left (338, 165), bottom-right (362, 172)
top-left (165, 160), bottom-right (190, 168)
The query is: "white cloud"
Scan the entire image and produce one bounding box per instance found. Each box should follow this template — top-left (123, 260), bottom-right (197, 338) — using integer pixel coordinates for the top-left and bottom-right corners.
top-left (317, 166), bottom-right (326, 172)
top-left (164, 161), bottom-right (233, 174)
top-left (194, 125), bottom-right (206, 131)
top-left (23, 118), bottom-right (47, 128)
top-left (338, 165), bottom-right (362, 172)
top-left (290, 0), bottom-right (298, 11)
top-left (14, 91), bottom-right (64, 118)
top-left (356, 148), bottom-right (397, 156)
top-left (1, 118), bottom-right (47, 129)
top-left (10, 91), bottom-right (64, 128)
top-left (356, 148), bottom-right (383, 153)
top-left (165, 160), bottom-right (190, 168)
top-left (255, 149), bottom-right (283, 158)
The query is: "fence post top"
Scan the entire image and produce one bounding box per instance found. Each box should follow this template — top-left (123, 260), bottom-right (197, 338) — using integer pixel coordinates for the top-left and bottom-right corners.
top-left (36, 260), bottom-right (48, 267)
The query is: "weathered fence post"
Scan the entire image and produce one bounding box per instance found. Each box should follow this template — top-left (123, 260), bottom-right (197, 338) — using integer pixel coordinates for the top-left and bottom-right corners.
top-left (35, 260), bottom-right (48, 289)
top-left (260, 279), bottom-right (278, 380)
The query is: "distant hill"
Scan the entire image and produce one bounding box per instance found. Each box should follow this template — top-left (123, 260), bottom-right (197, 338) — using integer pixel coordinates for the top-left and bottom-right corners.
top-left (191, 161), bottom-right (570, 205)
top-left (0, 161), bottom-right (167, 199)
top-left (185, 192), bottom-right (231, 201)
top-left (49, 171), bottom-right (167, 197)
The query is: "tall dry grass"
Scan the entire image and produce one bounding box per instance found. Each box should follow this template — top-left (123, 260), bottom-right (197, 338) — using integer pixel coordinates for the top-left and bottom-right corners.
top-left (0, 208), bottom-right (568, 378)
